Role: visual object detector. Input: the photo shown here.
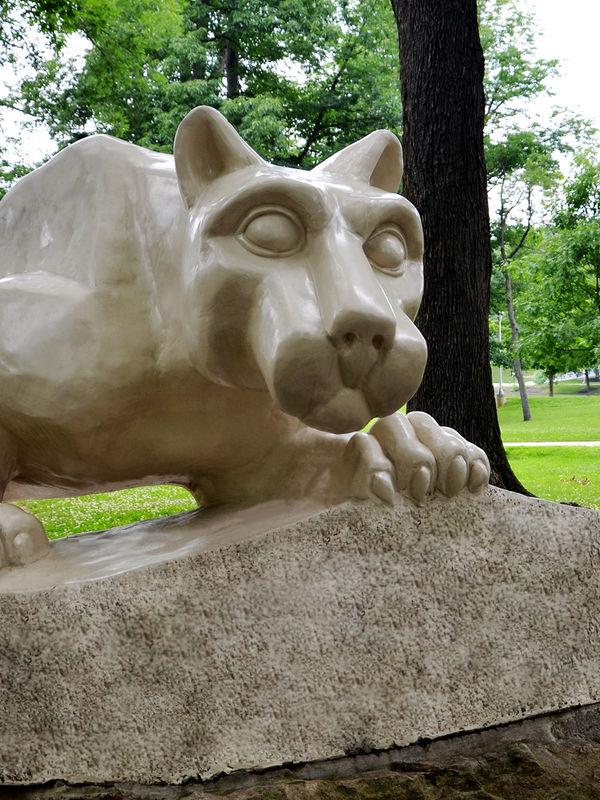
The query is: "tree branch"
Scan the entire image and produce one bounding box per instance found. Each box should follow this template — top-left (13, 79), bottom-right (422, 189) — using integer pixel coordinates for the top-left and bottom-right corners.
top-left (293, 7), bottom-right (372, 164)
top-left (507, 187), bottom-right (534, 261)
top-left (0, 98), bottom-right (38, 118)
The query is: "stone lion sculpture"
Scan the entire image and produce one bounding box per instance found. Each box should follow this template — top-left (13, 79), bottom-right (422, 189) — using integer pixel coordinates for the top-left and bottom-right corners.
top-left (0, 106), bottom-right (490, 569)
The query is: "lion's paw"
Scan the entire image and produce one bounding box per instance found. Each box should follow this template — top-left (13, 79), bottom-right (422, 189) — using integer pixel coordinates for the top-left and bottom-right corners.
top-left (344, 411), bottom-right (490, 506)
top-left (0, 503), bottom-right (49, 568)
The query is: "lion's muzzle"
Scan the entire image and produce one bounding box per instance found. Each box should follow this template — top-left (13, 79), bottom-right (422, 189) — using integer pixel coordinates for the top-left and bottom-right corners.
top-left (251, 277), bottom-right (426, 433)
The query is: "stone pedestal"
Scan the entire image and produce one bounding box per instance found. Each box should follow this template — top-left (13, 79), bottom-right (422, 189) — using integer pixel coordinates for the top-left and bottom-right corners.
top-left (1, 488), bottom-right (599, 787)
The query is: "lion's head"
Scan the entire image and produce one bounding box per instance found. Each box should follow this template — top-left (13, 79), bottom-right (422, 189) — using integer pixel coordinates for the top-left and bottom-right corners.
top-left (174, 106), bottom-right (426, 434)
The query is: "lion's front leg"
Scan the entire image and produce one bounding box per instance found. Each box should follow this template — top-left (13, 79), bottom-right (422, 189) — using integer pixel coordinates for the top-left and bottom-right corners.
top-left (0, 430), bottom-right (49, 569)
top-left (0, 503), bottom-right (49, 568)
top-left (341, 411), bottom-right (490, 506)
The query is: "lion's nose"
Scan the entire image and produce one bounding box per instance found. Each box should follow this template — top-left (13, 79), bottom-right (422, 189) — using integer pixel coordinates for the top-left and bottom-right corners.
top-left (341, 331), bottom-right (385, 350)
top-left (331, 312), bottom-right (396, 388)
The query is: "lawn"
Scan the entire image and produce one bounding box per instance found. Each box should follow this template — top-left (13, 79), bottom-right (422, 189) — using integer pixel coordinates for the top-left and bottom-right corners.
top-left (17, 485), bottom-right (196, 540)
top-left (548, 379), bottom-right (600, 396)
top-left (498, 395), bottom-right (600, 442)
top-left (506, 447), bottom-right (600, 510)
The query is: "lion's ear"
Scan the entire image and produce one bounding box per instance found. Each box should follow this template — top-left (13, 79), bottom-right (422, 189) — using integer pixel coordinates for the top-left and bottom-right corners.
top-left (312, 130), bottom-right (403, 193)
top-left (174, 106), bottom-right (265, 207)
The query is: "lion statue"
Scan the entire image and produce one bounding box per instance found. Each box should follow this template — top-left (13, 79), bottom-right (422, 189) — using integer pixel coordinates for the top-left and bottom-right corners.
top-left (0, 106), bottom-right (489, 568)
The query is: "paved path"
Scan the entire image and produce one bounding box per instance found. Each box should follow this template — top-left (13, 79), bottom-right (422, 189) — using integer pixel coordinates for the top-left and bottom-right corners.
top-left (504, 441), bottom-right (600, 447)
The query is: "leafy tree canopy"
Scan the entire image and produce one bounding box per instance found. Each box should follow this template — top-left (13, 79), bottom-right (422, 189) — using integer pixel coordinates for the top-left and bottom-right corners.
top-left (1, 0), bottom-right (79, 62)
top-left (479, 0), bottom-right (557, 127)
top-left (555, 152), bottom-right (600, 227)
top-left (515, 161), bottom-right (600, 379)
top-left (10, 0), bottom-right (401, 166)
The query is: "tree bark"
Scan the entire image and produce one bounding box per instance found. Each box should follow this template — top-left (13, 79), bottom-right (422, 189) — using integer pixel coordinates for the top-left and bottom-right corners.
top-left (392, 0), bottom-right (527, 492)
top-left (548, 372), bottom-right (555, 397)
top-left (222, 39), bottom-right (241, 98)
top-left (502, 269), bottom-right (532, 421)
top-left (585, 369), bottom-right (590, 391)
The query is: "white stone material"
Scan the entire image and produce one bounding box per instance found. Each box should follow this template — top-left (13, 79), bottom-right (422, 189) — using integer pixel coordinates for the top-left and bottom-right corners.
top-left (0, 106), bottom-right (489, 571)
top-left (1, 488), bottom-right (599, 786)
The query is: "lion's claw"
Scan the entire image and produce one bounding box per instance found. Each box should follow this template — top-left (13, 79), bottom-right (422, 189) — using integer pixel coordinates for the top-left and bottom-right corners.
top-left (410, 464), bottom-right (432, 505)
top-left (469, 459), bottom-right (489, 493)
top-left (371, 470), bottom-right (396, 505)
top-left (344, 411), bottom-right (490, 506)
top-left (444, 454), bottom-right (468, 498)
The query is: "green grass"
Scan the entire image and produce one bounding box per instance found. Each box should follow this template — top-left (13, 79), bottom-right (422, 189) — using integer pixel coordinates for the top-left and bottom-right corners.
top-left (493, 373), bottom-right (599, 396)
top-left (498, 395), bottom-right (600, 442)
top-left (549, 379), bottom-right (600, 395)
top-left (16, 485), bottom-right (196, 540)
top-left (506, 447), bottom-right (600, 510)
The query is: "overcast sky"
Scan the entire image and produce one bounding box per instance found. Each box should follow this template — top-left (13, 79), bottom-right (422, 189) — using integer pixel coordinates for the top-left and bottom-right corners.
top-left (2, 0), bottom-right (599, 164)
top-left (526, 0), bottom-right (600, 134)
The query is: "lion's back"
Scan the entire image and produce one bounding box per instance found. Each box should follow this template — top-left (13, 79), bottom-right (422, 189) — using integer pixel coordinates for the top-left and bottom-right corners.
top-left (0, 135), bottom-right (182, 287)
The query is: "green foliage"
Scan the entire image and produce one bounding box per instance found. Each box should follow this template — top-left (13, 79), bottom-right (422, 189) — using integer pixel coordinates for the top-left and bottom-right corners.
top-left (479, 0), bottom-right (596, 394)
top-left (0, 0), bottom-right (83, 197)
top-left (517, 310), bottom-right (593, 378)
top-left (0, 161), bottom-right (32, 200)
top-left (0, 0), bottom-right (80, 60)
top-left (555, 152), bottom-right (600, 227)
top-left (13, 0), bottom-right (401, 165)
top-left (2, 0), bottom-right (580, 186)
top-left (516, 156), bottom-right (600, 376)
top-left (489, 335), bottom-right (513, 369)
top-left (479, 0), bottom-right (557, 126)
top-left (489, 141), bottom-right (600, 384)
top-left (486, 128), bottom-right (562, 189)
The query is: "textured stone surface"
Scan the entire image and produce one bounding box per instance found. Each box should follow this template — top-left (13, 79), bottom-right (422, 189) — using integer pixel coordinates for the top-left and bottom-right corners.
top-left (7, 703), bottom-right (600, 798)
top-left (1, 488), bottom-right (600, 787)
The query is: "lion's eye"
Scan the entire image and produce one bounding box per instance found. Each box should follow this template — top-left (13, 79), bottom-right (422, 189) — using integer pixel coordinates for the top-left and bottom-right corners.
top-left (239, 209), bottom-right (303, 256)
top-left (364, 226), bottom-right (407, 276)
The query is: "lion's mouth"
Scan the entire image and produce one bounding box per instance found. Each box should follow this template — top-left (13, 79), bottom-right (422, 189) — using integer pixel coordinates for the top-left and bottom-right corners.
top-left (300, 385), bottom-right (373, 434)
top-left (261, 323), bottom-right (425, 434)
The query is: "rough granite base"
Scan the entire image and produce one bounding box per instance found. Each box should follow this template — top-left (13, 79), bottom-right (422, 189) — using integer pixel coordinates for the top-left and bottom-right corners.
top-left (6, 702), bottom-right (600, 799)
top-left (1, 488), bottom-right (599, 787)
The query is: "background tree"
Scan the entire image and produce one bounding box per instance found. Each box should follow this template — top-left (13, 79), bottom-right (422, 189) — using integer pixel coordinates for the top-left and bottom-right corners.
top-left (517, 157), bottom-right (600, 391)
top-left (478, 0), bottom-right (558, 129)
top-left (480, 0), bottom-right (589, 422)
top-left (8, 0), bottom-right (401, 167)
top-left (0, 0), bottom-right (78, 58)
top-left (391, 0), bottom-right (526, 491)
top-left (486, 128), bottom-right (562, 421)
top-left (1, 0), bottom-right (80, 196)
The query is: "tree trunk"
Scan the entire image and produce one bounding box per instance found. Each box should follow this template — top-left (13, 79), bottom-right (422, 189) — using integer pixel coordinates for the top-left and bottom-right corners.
top-left (548, 372), bottom-right (555, 396)
top-left (502, 269), bottom-right (531, 421)
top-left (585, 369), bottom-right (590, 391)
top-left (392, 0), bottom-right (527, 493)
top-left (223, 39), bottom-right (241, 99)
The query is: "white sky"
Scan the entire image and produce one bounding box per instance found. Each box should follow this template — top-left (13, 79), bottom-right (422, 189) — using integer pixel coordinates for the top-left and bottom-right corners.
top-left (2, 0), bottom-right (600, 163)
top-left (526, 0), bottom-right (600, 134)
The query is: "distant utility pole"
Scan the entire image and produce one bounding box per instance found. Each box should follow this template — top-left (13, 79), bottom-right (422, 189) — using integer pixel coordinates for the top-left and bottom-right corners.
top-left (496, 312), bottom-right (506, 407)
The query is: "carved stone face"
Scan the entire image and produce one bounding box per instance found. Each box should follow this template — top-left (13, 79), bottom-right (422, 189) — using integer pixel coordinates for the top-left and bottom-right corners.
top-left (174, 107), bottom-right (427, 434)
